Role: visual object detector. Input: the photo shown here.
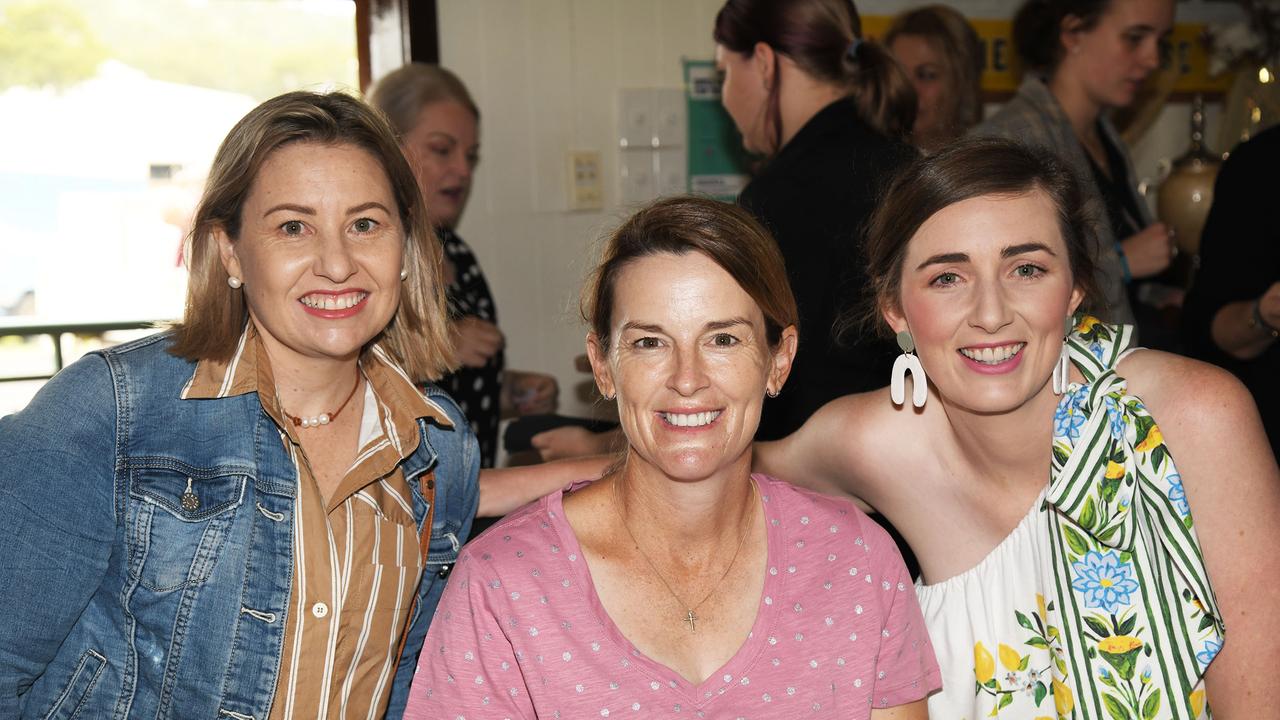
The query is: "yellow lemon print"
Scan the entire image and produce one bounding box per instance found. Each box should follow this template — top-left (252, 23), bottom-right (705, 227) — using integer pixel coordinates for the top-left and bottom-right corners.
top-left (1053, 676), bottom-right (1074, 715)
top-left (999, 643), bottom-right (1022, 672)
top-left (974, 642), bottom-right (995, 684)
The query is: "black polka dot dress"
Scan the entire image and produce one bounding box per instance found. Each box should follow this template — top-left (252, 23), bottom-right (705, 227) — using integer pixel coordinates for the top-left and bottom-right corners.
top-left (436, 228), bottom-right (503, 468)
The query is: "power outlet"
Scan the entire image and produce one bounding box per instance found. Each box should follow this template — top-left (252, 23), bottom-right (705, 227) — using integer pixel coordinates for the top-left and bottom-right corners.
top-left (568, 150), bottom-right (603, 210)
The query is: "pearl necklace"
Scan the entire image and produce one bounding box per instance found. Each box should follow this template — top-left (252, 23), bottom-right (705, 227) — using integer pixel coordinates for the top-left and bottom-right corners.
top-left (282, 373), bottom-right (361, 429)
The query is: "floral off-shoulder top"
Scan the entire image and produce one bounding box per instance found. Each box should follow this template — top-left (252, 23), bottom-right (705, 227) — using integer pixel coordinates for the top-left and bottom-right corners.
top-left (916, 318), bottom-right (1225, 719)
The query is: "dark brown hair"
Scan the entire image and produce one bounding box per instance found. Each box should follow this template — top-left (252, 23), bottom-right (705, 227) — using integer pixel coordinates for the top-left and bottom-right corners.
top-left (859, 137), bottom-right (1099, 333)
top-left (170, 90), bottom-right (455, 381)
top-left (713, 0), bottom-right (917, 148)
top-left (1012, 0), bottom-right (1112, 74)
top-left (884, 5), bottom-right (985, 140)
top-left (583, 196), bottom-right (799, 350)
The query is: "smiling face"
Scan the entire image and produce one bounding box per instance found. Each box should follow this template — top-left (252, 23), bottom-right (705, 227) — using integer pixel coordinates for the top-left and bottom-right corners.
top-left (401, 99), bottom-right (479, 230)
top-left (1060, 0), bottom-right (1174, 110)
top-left (889, 34), bottom-right (947, 142)
top-left (715, 43), bottom-right (772, 155)
top-left (588, 251), bottom-right (795, 483)
top-left (885, 190), bottom-right (1083, 414)
top-left (217, 141), bottom-right (404, 368)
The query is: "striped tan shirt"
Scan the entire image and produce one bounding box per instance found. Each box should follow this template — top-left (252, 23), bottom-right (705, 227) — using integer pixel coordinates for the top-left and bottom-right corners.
top-left (183, 325), bottom-right (451, 719)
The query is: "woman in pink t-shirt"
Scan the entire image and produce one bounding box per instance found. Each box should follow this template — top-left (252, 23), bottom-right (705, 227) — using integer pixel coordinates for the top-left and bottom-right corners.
top-left (403, 197), bottom-right (939, 719)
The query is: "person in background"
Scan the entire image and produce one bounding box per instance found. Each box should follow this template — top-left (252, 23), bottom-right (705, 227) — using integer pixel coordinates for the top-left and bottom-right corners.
top-left (1182, 124), bottom-right (1280, 456)
top-left (713, 0), bottom-right (918, 444)
top-left (971, 0), bottom-right (1177, 331)
top-left (532, 0), bottom-right (920, 465)
top-left (369, 64), bottom-right (558, 470)
top-left (757, 138), bottom-right (1279, 717)
top-left (404, 196), bottom-right (939, 719)
top-left (0, 91), bottom-right (479, 720)
top-left (885, 4), bottom-right (985, 154)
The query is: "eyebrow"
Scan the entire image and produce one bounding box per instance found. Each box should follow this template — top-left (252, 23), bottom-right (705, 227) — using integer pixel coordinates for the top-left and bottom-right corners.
top-left (264, 202), bottom-right (392, 218)
top-left (914, 243), bottom-right (1056, 270)
top-left (264, 203), bottom-right (315, 217)
top-left (619, 317), bottom-right (753, 334)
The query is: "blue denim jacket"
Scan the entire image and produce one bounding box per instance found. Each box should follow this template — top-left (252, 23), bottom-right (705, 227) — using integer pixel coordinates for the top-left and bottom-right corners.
top-left (0, 333), bottom-right (480, 719)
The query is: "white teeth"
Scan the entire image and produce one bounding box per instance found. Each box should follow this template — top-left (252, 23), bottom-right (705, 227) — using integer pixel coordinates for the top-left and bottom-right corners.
top-left (959, 343), bottom-right (1025, 365)
top-left (663, 410), bottom-right (721, 427)
top-left (301, 292), bottom-right (368, 310)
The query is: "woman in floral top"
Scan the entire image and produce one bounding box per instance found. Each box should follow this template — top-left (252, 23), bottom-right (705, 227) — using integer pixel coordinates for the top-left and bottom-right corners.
top-left (757, 139), bottom-right (1280, 717)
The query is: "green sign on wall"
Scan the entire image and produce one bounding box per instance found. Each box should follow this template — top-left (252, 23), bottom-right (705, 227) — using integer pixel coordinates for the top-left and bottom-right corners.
top-left (684, 59), bottom-right (753, 201)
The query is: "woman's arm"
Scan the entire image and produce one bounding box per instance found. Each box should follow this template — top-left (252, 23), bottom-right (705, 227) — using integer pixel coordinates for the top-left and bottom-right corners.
top-left (477, 455), bottom-right (611, 517)
top-left (1209, 283), bottom-right (1280, 361)
top-left (754, 394), bottom-right (879, 511)
top-left (0, 356), bottom-right (118, 714)
top-left (1126, 351), bottom-right (1280, 715)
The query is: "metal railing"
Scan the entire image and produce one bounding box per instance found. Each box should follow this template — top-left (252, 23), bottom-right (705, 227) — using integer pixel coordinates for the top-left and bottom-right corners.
top-left (0, 318), bottom-right (167, 383)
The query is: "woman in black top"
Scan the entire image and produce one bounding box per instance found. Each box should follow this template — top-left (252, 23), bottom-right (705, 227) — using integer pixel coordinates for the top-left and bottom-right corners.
top-left (1183, 125), bottom-right (1280, 455)
top-left (713, 0), bottom-right (917, 441)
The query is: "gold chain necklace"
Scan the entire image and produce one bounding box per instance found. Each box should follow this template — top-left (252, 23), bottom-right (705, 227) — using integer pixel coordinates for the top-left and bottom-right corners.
top-left (613, 479), bottom-right (757, 632)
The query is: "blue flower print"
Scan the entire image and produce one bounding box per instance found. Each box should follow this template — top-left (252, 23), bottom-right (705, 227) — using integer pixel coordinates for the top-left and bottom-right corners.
top-left (1166, 473), bottom-right (1190, 517)
top-left (1054, 390), bottom-right (1088, 442)
top-left (1102, 396), bottom-right (1127, 439)
top-left (1089, 341), bottom-right (1106, 361)
top-left (1071, 550), bottom-right (1140, 614)
top-left (1196, 638), bottom-right (1222, 667)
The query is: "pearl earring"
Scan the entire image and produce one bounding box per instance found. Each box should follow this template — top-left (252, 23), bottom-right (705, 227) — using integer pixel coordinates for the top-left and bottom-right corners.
top-left (400, 268), bottom-right (409, 281)
top-left (227, 276), bottom-right (243, 289)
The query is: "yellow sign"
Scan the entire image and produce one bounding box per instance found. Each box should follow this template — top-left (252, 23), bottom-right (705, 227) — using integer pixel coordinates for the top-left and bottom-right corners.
top-left (862, 18), bottom-right (1233, 95)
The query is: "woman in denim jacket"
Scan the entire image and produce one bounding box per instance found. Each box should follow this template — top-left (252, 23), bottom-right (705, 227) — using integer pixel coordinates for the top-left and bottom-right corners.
top-left (0, 92), bottom-right (481, 720)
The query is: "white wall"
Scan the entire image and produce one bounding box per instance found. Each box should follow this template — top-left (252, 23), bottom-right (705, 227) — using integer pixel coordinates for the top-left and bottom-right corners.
top-left (432, 0), bottom-right (1246, 420)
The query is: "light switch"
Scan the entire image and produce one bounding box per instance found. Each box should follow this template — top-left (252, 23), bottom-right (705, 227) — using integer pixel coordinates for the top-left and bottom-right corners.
top-left (568, 150), bottom-right (604, 210)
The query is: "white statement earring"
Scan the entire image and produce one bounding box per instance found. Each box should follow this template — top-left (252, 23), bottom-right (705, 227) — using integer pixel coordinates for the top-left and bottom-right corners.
top-left (1052, 316), bottom-right (1073, 395)
top-left (227, 276), bottom-right (243, 289)
top-left (400, 268), bottom-right (409, 281)
top-left (890, 330), bottom-right (927, 408)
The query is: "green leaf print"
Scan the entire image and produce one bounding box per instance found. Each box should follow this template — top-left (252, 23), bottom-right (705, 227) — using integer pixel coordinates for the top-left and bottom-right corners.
top-left (997, 692), bottom-right (1013, 710)
top-left (1064, 526), bottom-right (1089, 556)
top-left (1102, 693), bottom-right (1133, 720)
top-left (1084, 615), bottom-right (1112, 638)
top-left (1016, 611), bottom-right (1035, 632)
top-left (1026, 636), bottom-right (1049, 648)
top-left (1118, 613), bottom-right (1137, 636)
top-left (1034, 681), bottom-right (1048, 706)
top-left (1081, 496), bottom-right (1098, 531)
top-left (1142, 688), bottom-right (1162, 720)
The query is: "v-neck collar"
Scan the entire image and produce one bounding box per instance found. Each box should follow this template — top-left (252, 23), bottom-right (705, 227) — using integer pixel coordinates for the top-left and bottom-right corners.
top-left (546, 475), bottom-right (787, 710)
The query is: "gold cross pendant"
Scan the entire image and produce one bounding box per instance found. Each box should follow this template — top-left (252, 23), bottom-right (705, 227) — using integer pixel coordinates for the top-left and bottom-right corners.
top-left (683, 610), bottom-right (697, 632)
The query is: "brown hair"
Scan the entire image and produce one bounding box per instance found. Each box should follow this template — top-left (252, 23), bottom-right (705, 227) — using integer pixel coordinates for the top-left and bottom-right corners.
top-left (859, 137), bottom-right (1099, 333)
top-left (1012, 0), bottom-right (1112, 74)
top-left (367, 63), bottom-right (479, 137)
top-left (713, 0), bottom-right (917, 148)
top-left (583, 196), bottom-right (799, 351)
top-left (169, 90), bottom-right (455, 381)
top-left (884, 5), bottom-right (984, 141)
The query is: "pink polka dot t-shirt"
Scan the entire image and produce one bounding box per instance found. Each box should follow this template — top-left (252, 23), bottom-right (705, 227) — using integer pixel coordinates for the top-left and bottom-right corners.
top-left (404, 475), bottom-right (940, 719)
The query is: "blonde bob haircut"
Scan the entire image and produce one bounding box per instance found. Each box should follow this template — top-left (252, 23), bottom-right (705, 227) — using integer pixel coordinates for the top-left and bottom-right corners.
top-left (169, 90), bottom-right (456, 381)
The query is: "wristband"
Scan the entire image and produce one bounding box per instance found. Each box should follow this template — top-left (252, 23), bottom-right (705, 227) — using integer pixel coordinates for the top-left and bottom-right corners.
top-left (1115, 242), bottom-right (1132, 284)
top-left (1251, 300), bottom-right (1279, 339)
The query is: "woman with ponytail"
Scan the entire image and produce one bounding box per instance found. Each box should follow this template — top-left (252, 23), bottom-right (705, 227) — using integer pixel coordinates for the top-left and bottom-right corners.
top-left (713, 0), bottom-right (918, 444)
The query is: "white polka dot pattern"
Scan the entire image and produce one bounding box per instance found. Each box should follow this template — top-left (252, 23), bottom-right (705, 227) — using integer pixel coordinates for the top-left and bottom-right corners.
top-left (402, 475), bottom-right (940, 719)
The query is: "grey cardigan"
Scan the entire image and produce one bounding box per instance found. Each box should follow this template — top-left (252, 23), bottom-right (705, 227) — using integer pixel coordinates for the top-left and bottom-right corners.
top-left (971, 75), bottom-right (1142, 326)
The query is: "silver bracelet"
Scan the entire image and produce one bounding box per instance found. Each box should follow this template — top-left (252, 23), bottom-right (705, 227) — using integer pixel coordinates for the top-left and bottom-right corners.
top-left (1250, 300), bottom-right (1279, 339)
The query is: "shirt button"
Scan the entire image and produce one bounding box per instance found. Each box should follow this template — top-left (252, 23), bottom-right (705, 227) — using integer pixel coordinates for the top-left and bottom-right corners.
top-left (311, 602), bottom-right (329, 618)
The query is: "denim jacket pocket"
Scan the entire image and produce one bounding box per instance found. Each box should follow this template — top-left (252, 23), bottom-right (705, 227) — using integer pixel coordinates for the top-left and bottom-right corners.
top-left (40, 648), bottom-right (105, 720)
top-left (129, 466), bottom-right (247, 592)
